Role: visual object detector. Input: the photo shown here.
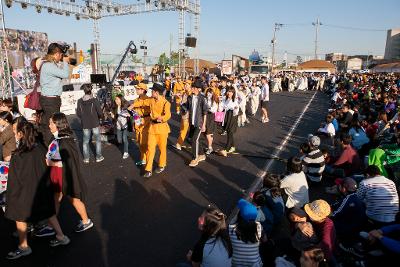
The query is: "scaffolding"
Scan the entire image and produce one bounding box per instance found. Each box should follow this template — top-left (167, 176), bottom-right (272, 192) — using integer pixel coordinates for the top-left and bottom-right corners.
top-left (0, 0), bottom-right (12, 98)
top-left (1, 0), bottom-right (200, 88)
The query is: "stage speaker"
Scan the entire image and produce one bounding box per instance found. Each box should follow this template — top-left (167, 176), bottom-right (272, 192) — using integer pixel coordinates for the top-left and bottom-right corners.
top-left (185, 37), bottom-right (197, 48)
top-left (62, 84), bottom-right (74, 91)
top-left (90, 74), bottom-right (107, 84)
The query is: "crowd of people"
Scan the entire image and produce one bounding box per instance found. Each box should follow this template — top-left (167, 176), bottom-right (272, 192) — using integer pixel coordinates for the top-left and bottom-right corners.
top-left (0, 42), bottom-right (399, 266)
top-left (182, 72), bottom-right (400, 267)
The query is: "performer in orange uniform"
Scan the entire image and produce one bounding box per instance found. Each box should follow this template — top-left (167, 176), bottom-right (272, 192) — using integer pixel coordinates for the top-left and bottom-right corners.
top-left (173, 76), bottom-right (185, 114)
top-left (173, 81), bottom-right (192, 150)
top-left (131, 83), bottom-right (171, 178)
top-left (129, 83), bottom-right (150, 166)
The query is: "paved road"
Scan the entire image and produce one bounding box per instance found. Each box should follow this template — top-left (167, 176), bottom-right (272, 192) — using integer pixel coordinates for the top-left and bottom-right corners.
top-left (0, 91), bottom-right (329, 267)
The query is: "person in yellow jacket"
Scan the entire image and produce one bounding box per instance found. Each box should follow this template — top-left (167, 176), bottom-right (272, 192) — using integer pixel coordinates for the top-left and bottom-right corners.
top-left (173, 76), bottom-right (185, 114)
top-left (129, 83), bottom-right (150, 166)
top-left (164, 75), bottom-right (172, 98)
top-left (173, 82), bottom-right (192, 150)
top-left (130, 83), bottom-right (171, 178)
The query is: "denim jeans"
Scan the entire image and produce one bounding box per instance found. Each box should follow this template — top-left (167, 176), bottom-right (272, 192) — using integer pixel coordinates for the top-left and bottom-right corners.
top-left (117, 128), bottom-right (128, 153)
top-left (83, 127), bottom-right (102, 160)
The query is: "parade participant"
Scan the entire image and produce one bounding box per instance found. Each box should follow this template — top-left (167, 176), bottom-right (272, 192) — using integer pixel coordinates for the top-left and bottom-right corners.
top-left (76, 83), bottom-right (104, 164)
top-left (39, 43), bottom-right (72, 145)
top-left (260, 76), bottom-right (270, 123)
top-left (248, 79), bottom-right (261, 117)
top-left (172, 82), bottom-right (192, 150)
top-left (5, 121), bottom-right (69, 259)
top-left (173, 76), bottom-right (185, 114)
top-left (237, 84), bottom-right (250, 127)
top-left (129, 83), bottom-right (151, 166)
top-left (164, 75), bottom-right (172, 98)
top-left (47, 113), bottom-right (93, 232)
top-left (218, 86), bottom-right (239, 157)
top-left (210, 77), bottom-right (220, 96)
top-left (219, 76), bottom-right (228, 97)
top-left (183, 80), bottom-right (208, 167)
top-left (0, 111), bottom-right (16, 162)
top-left (132, 83), bottom-right (171, 178)
top-left (204, 88), bottom-right (219, 155)
top-left (112, 94), bottom-right (131, 159)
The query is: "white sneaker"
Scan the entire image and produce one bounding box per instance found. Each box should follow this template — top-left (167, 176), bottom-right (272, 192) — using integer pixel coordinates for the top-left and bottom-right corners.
top-left (122, 152), bottom-right (129, 159)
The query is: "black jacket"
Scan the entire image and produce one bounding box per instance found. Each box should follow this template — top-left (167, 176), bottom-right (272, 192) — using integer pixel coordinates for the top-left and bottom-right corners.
top-left (76, 96), bottom-right (103, 129)
top-left (183, 94), bottom-right (208, 128)
top-left (5, 144), bottom-right (55, 222)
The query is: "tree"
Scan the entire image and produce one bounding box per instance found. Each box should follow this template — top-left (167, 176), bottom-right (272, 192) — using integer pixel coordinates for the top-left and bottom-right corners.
top-left (131, 55), bottom-right (142, 64)
top-left (170, 51), bottom-right (180, 65)
top-left (158, 52), bottom-right (168, 66)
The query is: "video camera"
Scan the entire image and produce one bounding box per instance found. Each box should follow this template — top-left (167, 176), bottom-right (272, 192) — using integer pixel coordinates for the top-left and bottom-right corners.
top-left (57, 43), bottom-right (77, 66)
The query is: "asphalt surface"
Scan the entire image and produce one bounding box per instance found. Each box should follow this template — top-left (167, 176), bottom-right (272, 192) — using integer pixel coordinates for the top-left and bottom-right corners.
top-left (0, 91), bottom-right (330, 267)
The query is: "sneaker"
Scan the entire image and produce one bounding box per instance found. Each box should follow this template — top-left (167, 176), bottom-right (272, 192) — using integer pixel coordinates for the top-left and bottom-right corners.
top-left (227, 147), bottom-right (236, 154)
top-left (143, 171), bottom-right (152, 178)
top-left (96, 156), bottom-right (104, 163)
top-left (49, 235), bottom-right (70, 247)
top-left (83, 159), bottom-right (90, 164)
top-left (198, 155), bottom-right (206, 162)
top-left (218, 150), bottom-right (228, 157)
top-left (265, 118), bottom-right (270, 122)
top-left (6, 246), bottom-right (32, 260)
top-left (35, 226), bottom-right (55, 237)
top-left (189, 159), bottom-right (199, 167)
top-left (155, 167), bottom-right (165, 174)
top-left (205, 148), bottom-right (213, 155)
top-left (172, 144), bottom-right (182, 150)
top-left (75, 219), bottom-right (94, 233)
top-left (122, 152), bottom-right (129, 159)
top-left (135, 160), bottom-right (146, 166)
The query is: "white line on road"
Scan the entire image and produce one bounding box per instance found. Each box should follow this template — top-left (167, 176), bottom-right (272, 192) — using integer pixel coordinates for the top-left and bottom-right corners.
top-left (229, 91), bottom-right (318, 222)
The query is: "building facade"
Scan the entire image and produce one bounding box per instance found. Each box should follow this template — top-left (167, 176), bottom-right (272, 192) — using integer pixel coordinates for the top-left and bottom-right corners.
top-left (384, 28), bottom-right (400, 60)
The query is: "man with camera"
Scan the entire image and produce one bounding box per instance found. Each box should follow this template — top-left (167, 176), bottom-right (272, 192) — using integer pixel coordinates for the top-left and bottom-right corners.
top-left (39, 43), bottom-right (74, 145)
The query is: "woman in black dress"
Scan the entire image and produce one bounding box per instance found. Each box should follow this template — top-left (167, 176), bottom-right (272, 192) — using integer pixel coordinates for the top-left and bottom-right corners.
top-left (5, 121), bottom-right (69, 260)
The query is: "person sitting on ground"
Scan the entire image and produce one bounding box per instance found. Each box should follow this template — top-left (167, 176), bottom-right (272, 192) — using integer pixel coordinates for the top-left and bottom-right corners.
top-left (280, 157), bottom-right (309, 209)
top-left (288, 207), bottom-right (320, 255)
top-left (348, 118), bottom-right (370, 150)
top-left (299, 142), bottom-right (311, 160)
top-left (304, 199), bottom-right (337, 266)
top-left (229, 198), bottom-right (263, 267)
top-left (368, 147), bottom-right (389, 178)
top-left (330, 177), bottom-right (366, 244)
top-left (325, 133), bottom-right (361, 178)
top-left (299, 246), bottom-right (329, 267)
top-left (366, 213), bottom-right (400, 254)
top-left (260, 174), bottom-right (285, 227)
top-left (302, 135), bottom-right (325, 183)
top-left (317, 114), bottom-right (336, 137)
top-left (338, 103), bottom-right (353, 131)
top-left (186, 206), bottom-right (232, 267)
top-left (356, 165), bottom-right (399, 228)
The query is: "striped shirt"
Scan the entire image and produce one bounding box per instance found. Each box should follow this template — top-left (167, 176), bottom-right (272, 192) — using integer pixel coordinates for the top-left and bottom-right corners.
top-left (302, 149), bottom-right (325, 182)
top-left (229, 223), bottom-right (263, 267)
top-left (356, 175), bottom-right (399, 223)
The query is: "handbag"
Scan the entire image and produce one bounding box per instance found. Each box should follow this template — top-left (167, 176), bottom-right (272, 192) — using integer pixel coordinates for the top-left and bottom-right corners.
top-left (214, 111), bottom-right (225, 123)
top-left (24, 60), bottom-right (45, 110)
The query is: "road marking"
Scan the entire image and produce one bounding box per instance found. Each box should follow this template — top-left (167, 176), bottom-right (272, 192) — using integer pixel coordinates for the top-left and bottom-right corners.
top-left (228, 91), bottom-right (318, 223)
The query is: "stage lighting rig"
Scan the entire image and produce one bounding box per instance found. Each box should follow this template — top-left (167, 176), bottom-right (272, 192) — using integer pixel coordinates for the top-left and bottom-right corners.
top-left (65, 11), bottom-right (70, 16)
top-left (35, 5), bottom-right (41, 13)
top-left (5, 0), bottom-right (12, 8)
top-left (48, 7), bottom-right (52, 13)
top-left (75, 14), bottom-right (80, 20)
top-left (21, 2), bottom-right (27, 9)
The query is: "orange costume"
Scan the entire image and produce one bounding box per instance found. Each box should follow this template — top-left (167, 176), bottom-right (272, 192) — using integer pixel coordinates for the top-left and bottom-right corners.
top-left (131, 94), bottom-right (151, 163)
top-left (173, 80), bottom-right (185, 114)
top-left (133, 96), bottom-right (171, 172)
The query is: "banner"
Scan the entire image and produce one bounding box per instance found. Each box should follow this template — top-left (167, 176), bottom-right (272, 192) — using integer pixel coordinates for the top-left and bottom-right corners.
top-left (221, 60), bottom-right (233, 75)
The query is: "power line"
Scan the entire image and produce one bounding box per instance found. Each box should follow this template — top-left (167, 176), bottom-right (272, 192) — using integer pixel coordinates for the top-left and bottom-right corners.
top-left (322, 24), bottom-right (386, 32)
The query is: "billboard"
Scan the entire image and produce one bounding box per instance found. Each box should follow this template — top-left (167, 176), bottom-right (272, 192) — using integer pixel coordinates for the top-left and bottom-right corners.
top-left (1, 28), bottom-right (48, 90)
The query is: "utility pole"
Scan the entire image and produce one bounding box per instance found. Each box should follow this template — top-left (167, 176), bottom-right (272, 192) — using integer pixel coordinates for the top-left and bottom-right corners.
top-left (312, 18), bottom-right (322, 60)
top-left (271, 23), bottom-right (283, 73)
top-left (140, 40), bottom-right (147, 75)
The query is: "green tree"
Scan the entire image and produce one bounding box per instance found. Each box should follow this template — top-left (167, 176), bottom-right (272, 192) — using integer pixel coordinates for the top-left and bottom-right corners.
top-left (131, 55), bottom-right (142, 64)
top-left (158, 52), bottom-right (168, 66)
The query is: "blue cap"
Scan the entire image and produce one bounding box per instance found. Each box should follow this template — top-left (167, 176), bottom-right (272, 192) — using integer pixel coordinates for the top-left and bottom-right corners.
top-left (237, 198), bottom-right (258, 222)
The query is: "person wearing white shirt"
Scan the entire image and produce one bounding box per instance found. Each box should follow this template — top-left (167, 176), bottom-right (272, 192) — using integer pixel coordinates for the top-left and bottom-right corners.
top-left (317, 114), bottom-right (336, 137)
top-left (260, 76), bottom-right (270, 123)
top-left (218, 87), bottom-right (239, 157)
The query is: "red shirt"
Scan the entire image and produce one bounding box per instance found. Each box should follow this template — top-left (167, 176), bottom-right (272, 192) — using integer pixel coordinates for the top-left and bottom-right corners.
top-left (334, 145), bottom-right (361, 176)
top-left (314, 218), bottom-right (336, 261)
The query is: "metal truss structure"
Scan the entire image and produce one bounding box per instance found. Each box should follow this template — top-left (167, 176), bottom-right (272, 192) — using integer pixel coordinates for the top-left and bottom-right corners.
top-left (0, 0), bottom-right (200, 96)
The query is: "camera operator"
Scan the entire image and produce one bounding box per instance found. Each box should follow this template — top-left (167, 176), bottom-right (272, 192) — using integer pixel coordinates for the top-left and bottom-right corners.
top-left (39, 43), bottom-right (72, 145)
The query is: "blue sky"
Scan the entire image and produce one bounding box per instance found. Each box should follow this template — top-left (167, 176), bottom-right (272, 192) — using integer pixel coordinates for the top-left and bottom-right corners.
top-left (3, 0), bottom-right (400, 62)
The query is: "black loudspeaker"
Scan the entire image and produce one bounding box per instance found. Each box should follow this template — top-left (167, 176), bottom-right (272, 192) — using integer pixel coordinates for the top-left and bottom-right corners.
top-left (185, 37), bottom-right (197, 48)
top-left (90, 74), bottom-right (107, 84)
top-left (62, 84), bottom-right (74, 91)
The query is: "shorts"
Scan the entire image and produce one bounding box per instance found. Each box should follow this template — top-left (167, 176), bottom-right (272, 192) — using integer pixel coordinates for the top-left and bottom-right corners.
top-left (205, 112), bottom-right (216, 135)
top-left (261, 101), bottom-right (269, 109)
top-left (50, 166), bottom-right (63, 193)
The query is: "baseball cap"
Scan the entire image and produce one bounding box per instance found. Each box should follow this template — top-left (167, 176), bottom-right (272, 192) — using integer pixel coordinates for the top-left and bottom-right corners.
top-left (307, 134), bottom-right (321, 147)
top-left (237, 198), bottom-right (258, 222)
top-left (304, 199), bottom-right (331, 222)
top-left (335, 177), bottom-right (358, 192)
top-left (135, 83), bottom-right (147, 91)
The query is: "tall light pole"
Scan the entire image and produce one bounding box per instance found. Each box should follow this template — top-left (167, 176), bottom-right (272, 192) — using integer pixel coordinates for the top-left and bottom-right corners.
top-left (312, 18), bottom-right (322, 60)
top-left (271, 23), bottom-right (283, 73)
